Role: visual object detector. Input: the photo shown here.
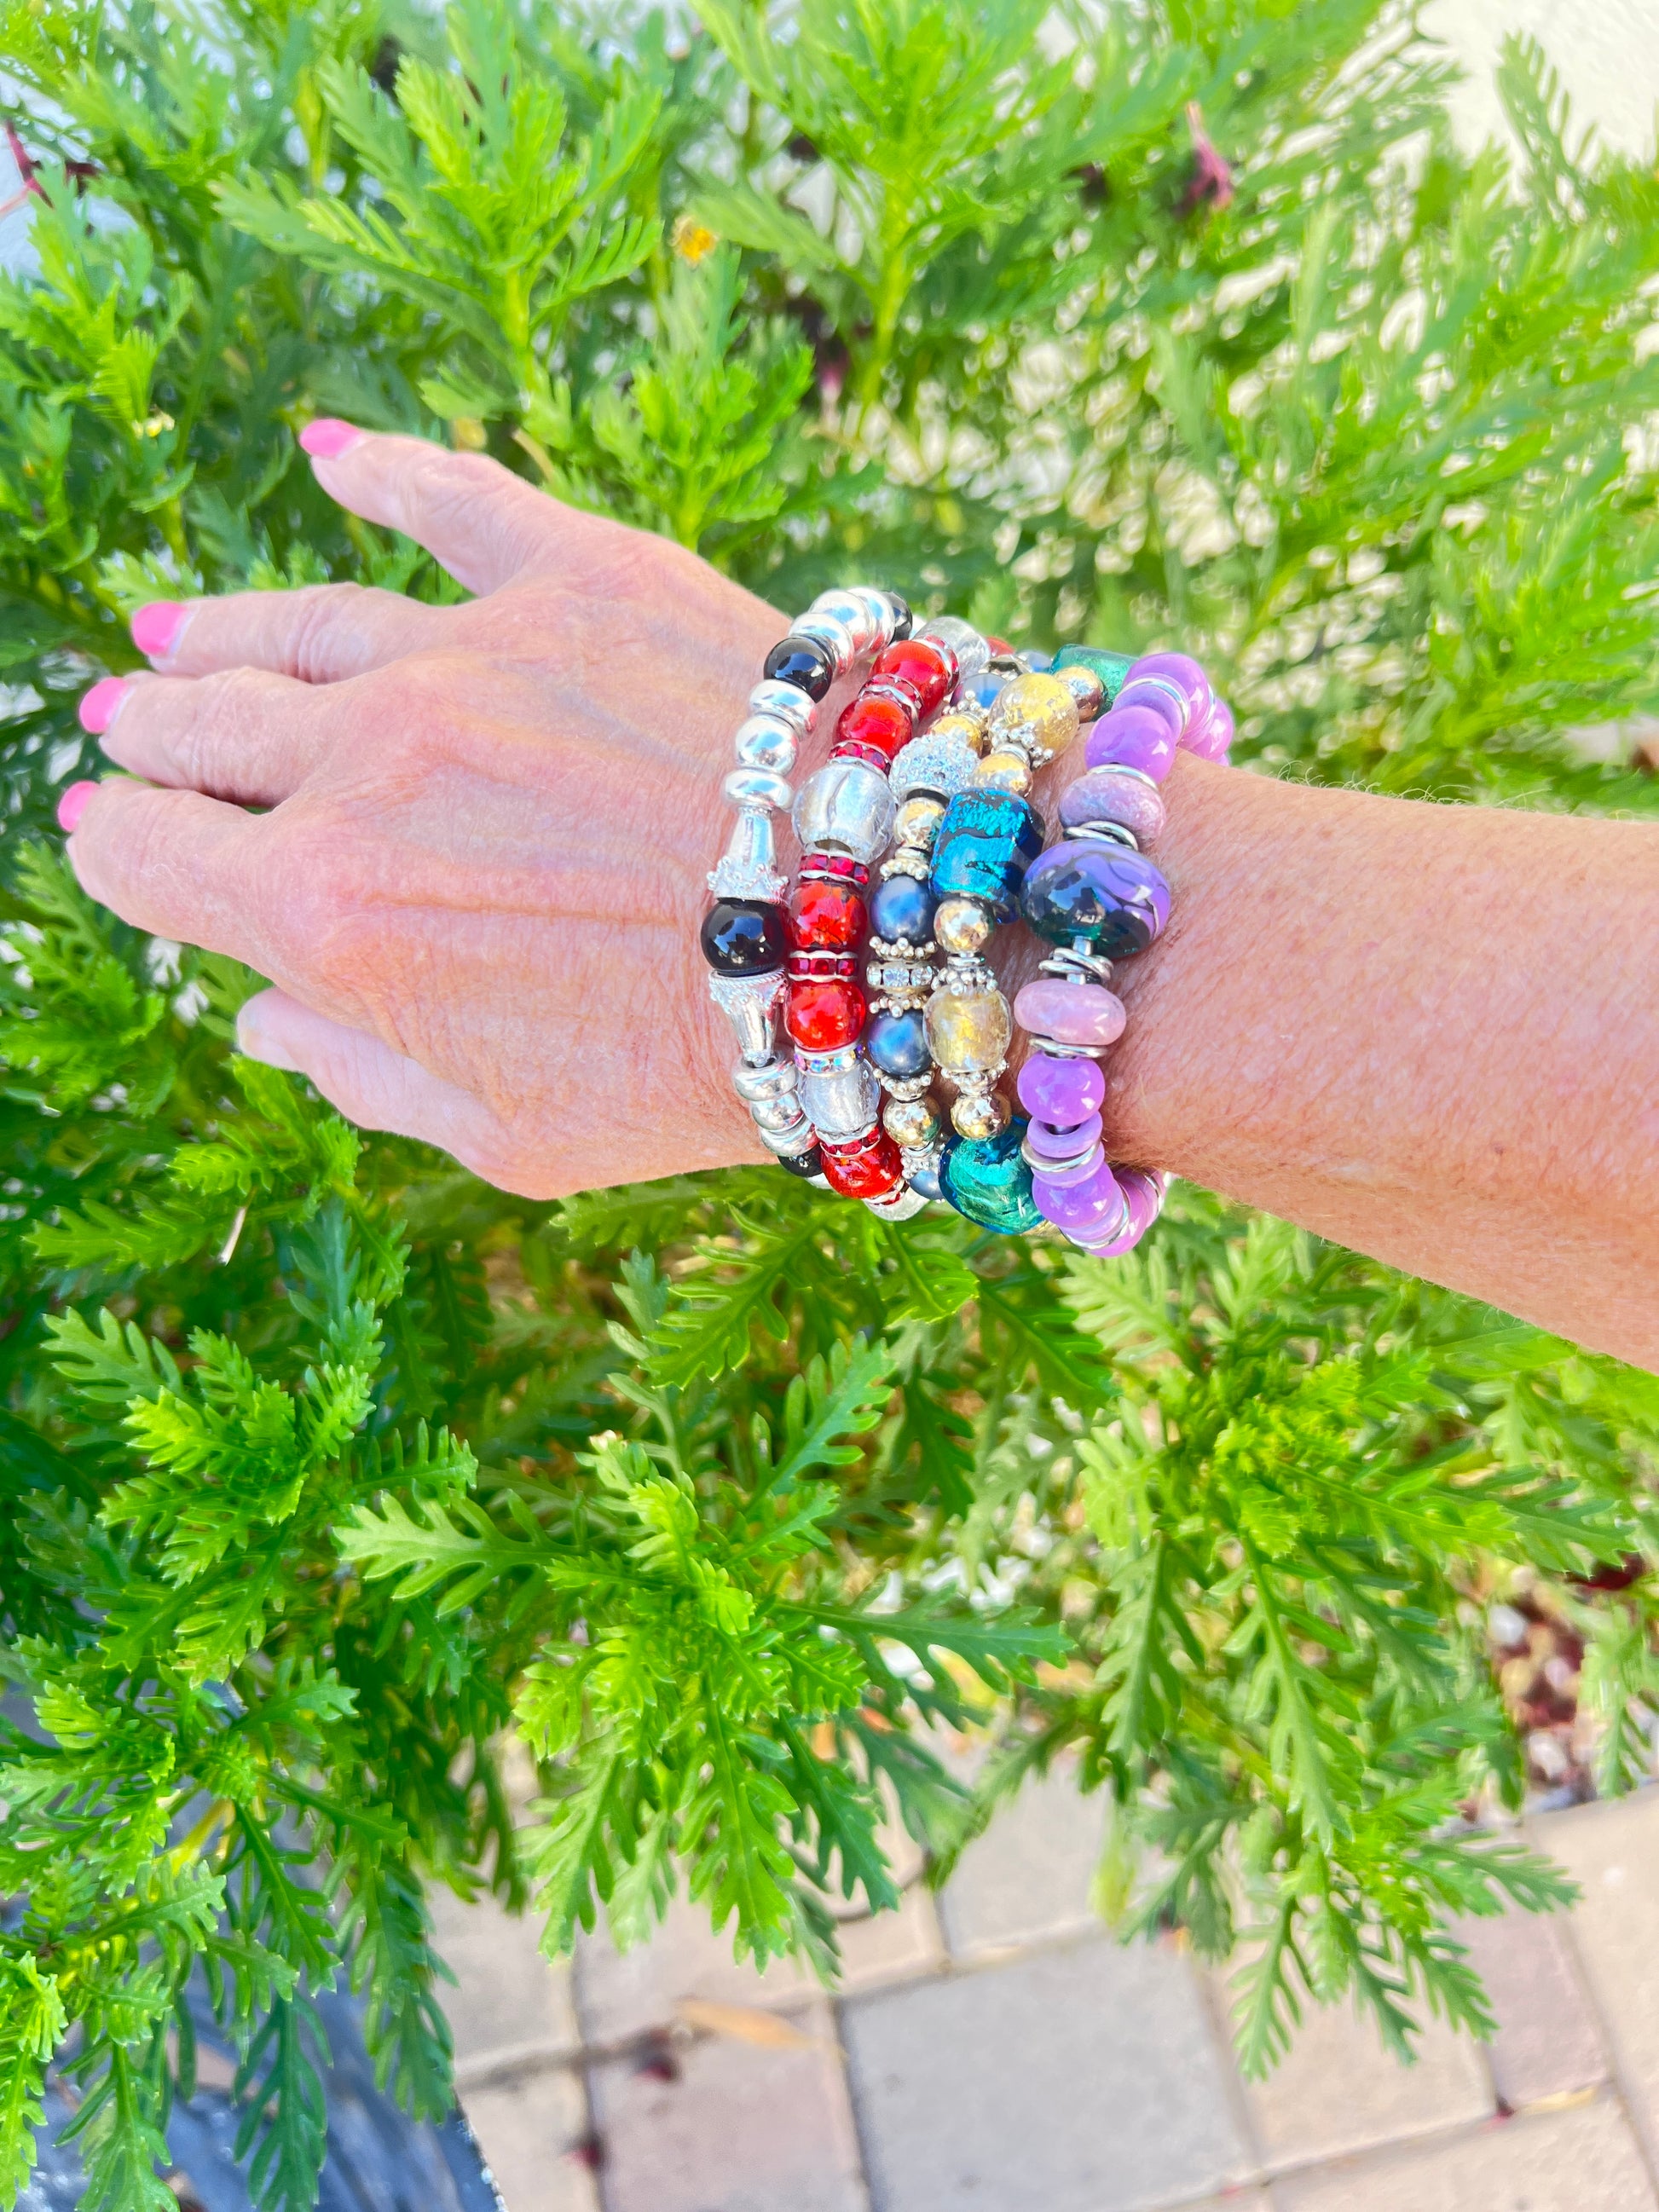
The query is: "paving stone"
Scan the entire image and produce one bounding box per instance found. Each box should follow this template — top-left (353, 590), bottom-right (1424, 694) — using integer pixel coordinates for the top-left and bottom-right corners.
top-left (1269, 2094), bottom-right (1656, 2211)
top-left (427, 1885), bottom-right (580, 2080)
top-left (573, 1894), bottom-right (813, 2047)
top-left (835, 1884), bottom-right (945, 1992)
top-left (1239, 1984), bottom-right (1491, 2170)
top-left (843, 1932), bottom-right (1246, 2212)
top-left (1529, 1791), bottom-right (1659, 2160)
top-left (588, 1997), bottom-right (866, 2212)
top-left (936, 1759), bottom-right (1106, 1960)
top-left (1454, 1907), bottom-right (1607, 2110)
top-left (460, 2064), bottom-right (598, 2212)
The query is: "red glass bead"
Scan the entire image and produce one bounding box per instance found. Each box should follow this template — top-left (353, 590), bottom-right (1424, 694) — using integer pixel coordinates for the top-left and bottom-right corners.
top-left (871, 638), bottom-right (954, 718)
top-left (835, 690), bottom-right (915, 761)
top-left (830, 739), bottom-right (891, 771)
top-left (789, 880), bottom-right (867, 950)
top-left (819, 1125), bottom-right (904, 1200)
top-left (786, 979), bottom-right (865, 1051)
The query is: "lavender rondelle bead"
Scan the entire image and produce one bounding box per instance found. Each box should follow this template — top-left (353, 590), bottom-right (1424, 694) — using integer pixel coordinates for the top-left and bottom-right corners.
top-left (1113, 678), bottom-right (1186, 737)
top-left (1027, 1112), bottom-right (1104, 1161)
top-left (1032, 1158), bottom-right (1124, 1237)
top-left (1016, 1053), bottom-right (1104, 1124)
top-left (1084, 705), bottom-right (1178, 782)
top-left (1188, 694), bottom-right (1234, 761)
top-left (1060, 767), bottom-right (1168, 846)
top-left (1130, 653), bottom-right (1210, 716)
top-left (1079, 1165), bottom-right (1164, 1255)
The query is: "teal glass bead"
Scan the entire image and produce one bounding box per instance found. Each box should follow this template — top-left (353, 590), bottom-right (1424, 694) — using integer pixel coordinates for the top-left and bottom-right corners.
top-left (939, 1118), bottom-right (1043, 1234)
top-left (928, 789), bottom-right (1044, 921)
top-left (1054, 644), bottom-right (1135, 707)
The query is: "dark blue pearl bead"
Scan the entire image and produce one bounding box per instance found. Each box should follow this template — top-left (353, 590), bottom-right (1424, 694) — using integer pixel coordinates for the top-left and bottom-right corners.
top-left (762, 634), bottom-right (835, 700)
top-left (869, 873), bottom-right (935, 945)
top-left (909, 1158), bottom-right (944, 1201)
top-left (865, 1008), bottom-right (930, 1079)
top-left (1020, 843), bottom-right (1171, 958)
top-left (699, 899), bottom-right (787, 973)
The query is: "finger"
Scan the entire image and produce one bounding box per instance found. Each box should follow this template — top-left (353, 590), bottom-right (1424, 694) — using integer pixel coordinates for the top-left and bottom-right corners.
top-left (130, 580), bottom-right (454, 684)
top-left (236, 988), bottom-right (538, 1192)
top-left (63, 777), bottom-right (274, 969)
top-left (298, 421), bottom-right (573, 596)
top-left (81, 666), bottom-right (331, 806)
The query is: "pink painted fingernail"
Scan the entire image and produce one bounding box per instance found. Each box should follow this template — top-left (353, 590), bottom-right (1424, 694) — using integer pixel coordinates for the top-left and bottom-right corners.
top-left (78, 676), bottom-right (131, 735)
top-left (57, 780), bottom-right (99, 834)
top-left (131, 601), bottom-right (189, 660)
top-left (299, 418), bottom-right (365, 459)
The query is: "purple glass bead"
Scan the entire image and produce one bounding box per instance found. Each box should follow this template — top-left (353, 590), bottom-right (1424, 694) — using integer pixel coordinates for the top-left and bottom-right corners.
top-left (1026, 1112), bottom-right (1103, 1161)
top-left (1020, 841), bottom-right (1171, 957)
top-left (1113, 678), bottom-right (1187, 737)
top-left (1188, 694), bottom-right (1234, 761)
top-left (1059, 767), bottom-right (1167, 846)
top-left (1016, 1052), bottom-right (1105, 1124)
top-left (1130, 653), bottom-right (1210, 718)
top-left (1084, 704), bottom-right (1177, 783)
top-left (1079, 1165), bottom-right (1164, 1255)
top-left (1032, 1158), bottom-right (1124, 1238)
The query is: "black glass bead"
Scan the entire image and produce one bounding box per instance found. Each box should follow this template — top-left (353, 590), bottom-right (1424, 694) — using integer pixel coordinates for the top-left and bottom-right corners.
top-left (886, 592), bottom-right (914, 640)
top-left (866, 1008), bottom-right (930, 1080)
top-left (869, 872), bottom-right (935, 945)
top-left (699, 899), bottom-right (788, 974)
top-left (778, 1145), bottom-right (824, 1179)
top-left (762, 633), bottom-right (835, 701)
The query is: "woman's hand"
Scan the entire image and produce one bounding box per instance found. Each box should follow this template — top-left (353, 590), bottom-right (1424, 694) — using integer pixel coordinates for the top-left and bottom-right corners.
top-left (65, 424), bottom-right (783, 1197)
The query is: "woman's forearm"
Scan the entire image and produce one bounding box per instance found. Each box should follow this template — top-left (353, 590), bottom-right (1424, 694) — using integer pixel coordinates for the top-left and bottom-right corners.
top-left (1089, 752), bottom-right (1659, 1366)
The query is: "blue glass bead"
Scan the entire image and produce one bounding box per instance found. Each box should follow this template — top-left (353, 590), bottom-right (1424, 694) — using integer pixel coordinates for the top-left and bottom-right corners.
top-left (909, 1158), bottom-right (944, 1201)
top-left (967, 671), bottom-right (1008, 710)
top-left (865, 1008), bottom-right (930, 1079)
top-left (928, 790), bottom-right (1045, 921)
top-left (1020, 842), bottom-right (1171, 958)
top-left (869, 872), bottom-right (935, 945)
top-left (1023, 649), bottom-right (1053, 673)
top-left (939, 1118), bottom-right (1043, 1234)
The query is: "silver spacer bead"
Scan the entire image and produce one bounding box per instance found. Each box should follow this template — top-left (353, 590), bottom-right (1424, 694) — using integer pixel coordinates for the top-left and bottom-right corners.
top-left (1084, 760), bottom-right (1160, 793)
top-left (750, 1092), bottom-right (806, 1134)
top-left (734, 714), bottom-right (799, 776)
top-left (810, 589), bottom-right (882, 656)
top-left (870, 933), bottom-right (937, 958)
top-left (724, 765), bottom-right (792, 811)
top-left (1027, 1037), bottom-right (1107, 1060)
top-left (1067, 818), bottom-right (1139, 852)
top-left (791, 611), bottom-right (858, 681)
top-left (749, 679), bottom-right (818, 737)
top-left (757, 1114), bottom-right (819, 1159)
top-left (879, 1072), bottom-right (935, 1102)
top-left (1020, 1132), bottom-right (1101, 1177)
top-left (847, 586), bottom-right (900, 648)
top-left (708, 968), bottom-right (785, 1060)
top-left (881, 847), bottom-right (930, 881)
top-left (865, 956), bottom-right (936, 996)
top-left (732, 1057), bottom-right (799, 1104)
top-left (1038, 945), bottom-right (1115, 986)
top-left (865, 1183), bottom-right (930, 1222)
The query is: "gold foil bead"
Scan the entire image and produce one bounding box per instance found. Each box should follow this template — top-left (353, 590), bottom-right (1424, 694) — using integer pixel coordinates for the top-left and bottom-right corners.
top-left (929, 709), bottom-right (991, 758)
top-left (894, 794), bottom-right (946, 847)
top-left (882, 1094), bottom-right (941, 1148)
top-left (972, 748), bottom-right (1033, 794)
top-left (951, 1088), bottom-right (1010, 1141)
top-left (925, 983), bottom-right (1012, 1077)
top-left (986, 672), bottom-right (1080, 765)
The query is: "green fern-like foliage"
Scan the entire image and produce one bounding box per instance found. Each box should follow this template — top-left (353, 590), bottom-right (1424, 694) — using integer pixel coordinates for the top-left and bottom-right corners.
top-left (3, 1), bottom-right (1659, 2203)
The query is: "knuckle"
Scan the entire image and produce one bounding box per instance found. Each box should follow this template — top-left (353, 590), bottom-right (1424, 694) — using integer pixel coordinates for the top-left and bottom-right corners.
top-left (286, 582), bottom-right (364, 681)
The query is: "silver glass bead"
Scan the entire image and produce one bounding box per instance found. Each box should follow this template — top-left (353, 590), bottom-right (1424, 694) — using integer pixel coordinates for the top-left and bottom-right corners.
top-left (811, 589), bottom-right (881, 656)
top-left (757, 1114), bottom-right (819, 1159)
top-left (708, 968), bottom-right (785, 1060)
top-left (731, 1057), bottom-right (798, 1104)
top-left (865, 1183), bottom-right (929, 1222)
top-left (797, 1051), bottom-right (880, 1140)
top-left (889, 732), bottom-right (978, 803)
top-left (724, 765), bottom-right (793, 811)
top-left (749, 679), bottom-right (818, 737)
top-left (791, 758), bottom-right (895, 862)
top-left (918, 615), bottom-right (990, 684)
top-left (734, 714), bottom-right (799, 775)
top-left (791, 611), bottom-right (858, 681)
top-left (708, 806), bottom-right (786, 903)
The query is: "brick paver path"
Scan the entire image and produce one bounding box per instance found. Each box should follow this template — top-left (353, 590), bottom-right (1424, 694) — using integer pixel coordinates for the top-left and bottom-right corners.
top-left (429, 1776), bottom-right (1659, 2212)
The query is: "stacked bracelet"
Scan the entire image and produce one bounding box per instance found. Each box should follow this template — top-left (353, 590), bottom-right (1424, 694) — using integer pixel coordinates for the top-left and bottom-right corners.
top-left (701, 588), bottom-right (911, 1178)
top-left (1013, 650), bottom-right (1234, 1254)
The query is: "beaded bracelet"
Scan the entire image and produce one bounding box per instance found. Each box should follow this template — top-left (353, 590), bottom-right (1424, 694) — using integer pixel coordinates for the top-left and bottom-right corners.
top-left (1012, 650), bottom-right (1234, 1254)
top-left (700, 587), bottom-right (912, 1178)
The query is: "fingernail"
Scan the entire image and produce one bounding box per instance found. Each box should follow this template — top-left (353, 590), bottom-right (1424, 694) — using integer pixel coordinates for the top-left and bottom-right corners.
top-left (299, 418), bottom-right (365, 459)
top-left (131, 601), bottom-right (189, 660)
top-left (57, 780), bottom-right (99, 834)
top-left (236, 1007), bottom-right (299, 1071)
top-left (78, 676), bottom-right (131, 736)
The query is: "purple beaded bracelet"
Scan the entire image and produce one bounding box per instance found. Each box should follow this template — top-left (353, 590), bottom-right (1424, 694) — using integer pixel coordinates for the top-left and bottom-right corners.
top-left (1012, 651), bottom-right (1234, 1256)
